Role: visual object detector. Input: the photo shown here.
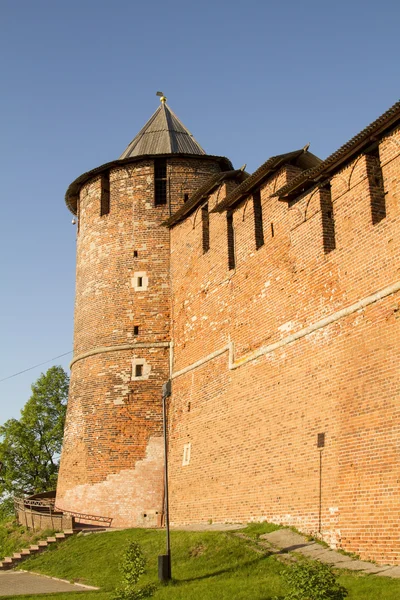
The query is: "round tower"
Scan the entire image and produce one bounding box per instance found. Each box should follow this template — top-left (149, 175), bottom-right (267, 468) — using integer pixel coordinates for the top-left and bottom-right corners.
top-left (56, 98), bottom-right (232, 527)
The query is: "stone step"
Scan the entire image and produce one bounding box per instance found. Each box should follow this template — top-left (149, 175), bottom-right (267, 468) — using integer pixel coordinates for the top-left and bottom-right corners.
top-left (0, 528), bottom-right (75, 570)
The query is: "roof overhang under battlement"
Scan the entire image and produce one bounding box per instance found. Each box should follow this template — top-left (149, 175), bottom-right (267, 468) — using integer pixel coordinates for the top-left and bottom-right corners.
top-left (65, 153), bottom-right (233, 215)
top-left (274, 99), bottom-right (400, 202)
top-left (212, 148), bottom-right (321, 213)
top-left (163, 170), bottom-right (249, 228)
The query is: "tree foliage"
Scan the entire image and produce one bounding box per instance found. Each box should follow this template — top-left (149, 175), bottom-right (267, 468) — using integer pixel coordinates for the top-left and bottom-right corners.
top-left (0, 366), bottom-right (69, 497)
top-left (113, 541), bottom-right (156, 600)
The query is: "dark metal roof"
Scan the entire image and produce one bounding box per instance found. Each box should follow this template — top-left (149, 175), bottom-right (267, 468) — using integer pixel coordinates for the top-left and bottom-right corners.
top-left (274, 99), bottom-right (400, 200)
top-left (119, 102), bottom-right (205, 158)
top-left (212, 148), bottom-right (322, 213)
top-left (163, 170), bottom-right (249, 228)
top-left (65, 154), bottom-right (233, 215)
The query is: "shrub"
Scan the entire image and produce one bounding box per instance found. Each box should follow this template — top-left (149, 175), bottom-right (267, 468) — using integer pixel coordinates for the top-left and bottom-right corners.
top-left (113, 541), bottom-right (156, 600)
top-left (280, 559), bottom-right (348, 600)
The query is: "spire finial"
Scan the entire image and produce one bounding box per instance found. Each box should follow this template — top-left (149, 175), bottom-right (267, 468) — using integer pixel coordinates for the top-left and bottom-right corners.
top-left (156, 91), bottom-right (167, 104)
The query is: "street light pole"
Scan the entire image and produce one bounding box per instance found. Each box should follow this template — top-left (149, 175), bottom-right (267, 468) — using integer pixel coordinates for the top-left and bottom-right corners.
top-left (158, 380), bottom-right (171, 581)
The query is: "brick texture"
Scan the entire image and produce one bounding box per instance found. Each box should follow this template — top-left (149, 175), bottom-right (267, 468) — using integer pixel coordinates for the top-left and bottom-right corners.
top-left (57, 113), bottom-right (400, 564)
top-left (56, 157), bottom-right (222, 527)
top-left (168, 127), bottom-right (400, 564)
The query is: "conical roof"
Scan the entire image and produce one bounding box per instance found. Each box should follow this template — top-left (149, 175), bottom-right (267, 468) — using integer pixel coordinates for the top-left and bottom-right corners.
top-left (119, 101), bottom-right (206, 158)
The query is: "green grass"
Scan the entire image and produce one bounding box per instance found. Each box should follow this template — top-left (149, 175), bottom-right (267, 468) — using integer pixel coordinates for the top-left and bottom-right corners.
top-left (241, 522), bottom-right (281, 539)
top-left (0, 524), bottom-right (398, 600)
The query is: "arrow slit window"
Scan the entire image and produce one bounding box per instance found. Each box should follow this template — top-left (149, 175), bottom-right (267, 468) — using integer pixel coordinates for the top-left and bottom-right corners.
top-left (154, 159), bottom-right (167, 205)
top-left (100, 172), bottom-right (110, 216)
top-left (202, 203), bottom-right (210, 253)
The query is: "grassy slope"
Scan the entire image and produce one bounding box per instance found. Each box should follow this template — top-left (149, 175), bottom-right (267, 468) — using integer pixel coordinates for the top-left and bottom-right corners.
top-left (0, 518), bottom-right (56, 560)
top-left (0, 525), bottom-right (399, 600)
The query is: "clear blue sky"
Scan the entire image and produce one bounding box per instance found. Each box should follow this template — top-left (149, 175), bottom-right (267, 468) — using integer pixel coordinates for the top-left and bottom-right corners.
top-left (0, 0), bottom-right (399, 423)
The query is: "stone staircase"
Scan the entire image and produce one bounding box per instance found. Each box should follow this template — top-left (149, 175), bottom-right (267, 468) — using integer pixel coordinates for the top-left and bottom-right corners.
top-left (0, 530), bottom-right (74, 571)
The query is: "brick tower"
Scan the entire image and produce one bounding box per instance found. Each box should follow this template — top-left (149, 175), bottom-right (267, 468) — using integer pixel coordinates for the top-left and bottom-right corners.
top-left (56, 96), bottom-right (232, 527)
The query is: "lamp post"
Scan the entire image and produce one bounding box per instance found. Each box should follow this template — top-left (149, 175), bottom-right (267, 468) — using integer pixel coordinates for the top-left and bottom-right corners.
top-left (158, 380), bottom-right (172, 581)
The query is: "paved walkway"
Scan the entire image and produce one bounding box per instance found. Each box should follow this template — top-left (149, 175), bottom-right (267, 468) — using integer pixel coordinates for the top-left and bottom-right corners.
top-left (259, 529), bottom-right (400, 578)
top-left (0, 571), bottom-right (98, 596)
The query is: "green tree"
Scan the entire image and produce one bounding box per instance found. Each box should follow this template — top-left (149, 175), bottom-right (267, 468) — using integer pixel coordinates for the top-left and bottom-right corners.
top-left (113, 541), bottom-right (156, 600)
top-left (0, 366), bottom-right (69, 497)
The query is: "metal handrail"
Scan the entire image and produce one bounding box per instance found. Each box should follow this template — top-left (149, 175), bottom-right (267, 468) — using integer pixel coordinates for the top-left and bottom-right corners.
top-left (54, 506), bottom-right (112, 526)
top-left (13, 496), bottom-right (112, 528)
top-left (14, 496), bottom-right (56, 509)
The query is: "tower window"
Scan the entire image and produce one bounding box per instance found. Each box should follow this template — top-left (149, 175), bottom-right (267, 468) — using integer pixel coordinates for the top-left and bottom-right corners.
top-left (134, 325), bottom-right (139, 335)
top-left (100, 172), bottom-right (110, 216)
top-left (132, 271), bottom-right (148, 291)
top-left (131, 357), bottom-right (150, 380)
top-left (133, 250), bottom-right (138, 258)
top-left (184, 193), bottom-right (189, 202)
top-left (154, 158), bottom-right (167, 206)
top-left (227, 213), bottom-right (235, 270)
top-left (253, 190), bottom-right (264, 249)
top-left (201, 203), bottom-right (210, 253)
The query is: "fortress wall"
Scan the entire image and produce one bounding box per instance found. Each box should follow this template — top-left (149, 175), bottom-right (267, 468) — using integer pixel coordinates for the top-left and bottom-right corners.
top-left (57, 157), bottom-right (222, 527)
top-left (168, 128), bottom-right (400, 563)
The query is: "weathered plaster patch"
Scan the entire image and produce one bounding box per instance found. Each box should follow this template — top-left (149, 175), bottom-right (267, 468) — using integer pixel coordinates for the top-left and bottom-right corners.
top-left (57, 437), bottom-right (164, 528)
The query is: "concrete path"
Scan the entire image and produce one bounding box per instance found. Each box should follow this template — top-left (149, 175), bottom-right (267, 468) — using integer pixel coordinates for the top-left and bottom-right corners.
top-left (0, 571), bottom-right (98, 596)
top-left (259, 529), bottom-right (400, 578)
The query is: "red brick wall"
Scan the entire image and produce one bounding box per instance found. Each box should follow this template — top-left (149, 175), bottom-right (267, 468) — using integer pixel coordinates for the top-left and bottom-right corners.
top-left (56, 157), bottom-right (222, 527)
top-left (168, 128), bottom-right (400, 564)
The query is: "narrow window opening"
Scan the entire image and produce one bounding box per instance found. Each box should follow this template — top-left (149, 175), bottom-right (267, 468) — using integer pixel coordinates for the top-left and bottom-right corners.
top-left (100, 172), bottom-right (110, 216)
top-left (227, 213), bottom-right (235, 270)
top-left (201, 203), bottom-right (210, 253)
top-left (184, 193), bottom-right (189, 202)
top-left (320, 185), bottom-right (336, 254)
top-left (137, 276), bottom-right (143, 288)
top-left (317, 432), bottom-right (325, 448)
top-left (134, 325), bottom-right (139, 335)
top-left (253, 190), bottom-right (264, 249)
top-left (270, 222), bottom-right (274, 238)
top-left (154, 158), bottom-right (167, 206)
top-left (135, 364), bottom-right (143, 377)
top-left (366, 148), bottom-right (386, 224)
top-left (133, 250), bottom-right (138, 258)
top-left (77, 201), bottom-right (80, 234)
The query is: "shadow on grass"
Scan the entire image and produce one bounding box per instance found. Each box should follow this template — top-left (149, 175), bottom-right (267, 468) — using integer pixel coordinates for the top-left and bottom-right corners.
top-left (173, 552), bottom-right (273, 583)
